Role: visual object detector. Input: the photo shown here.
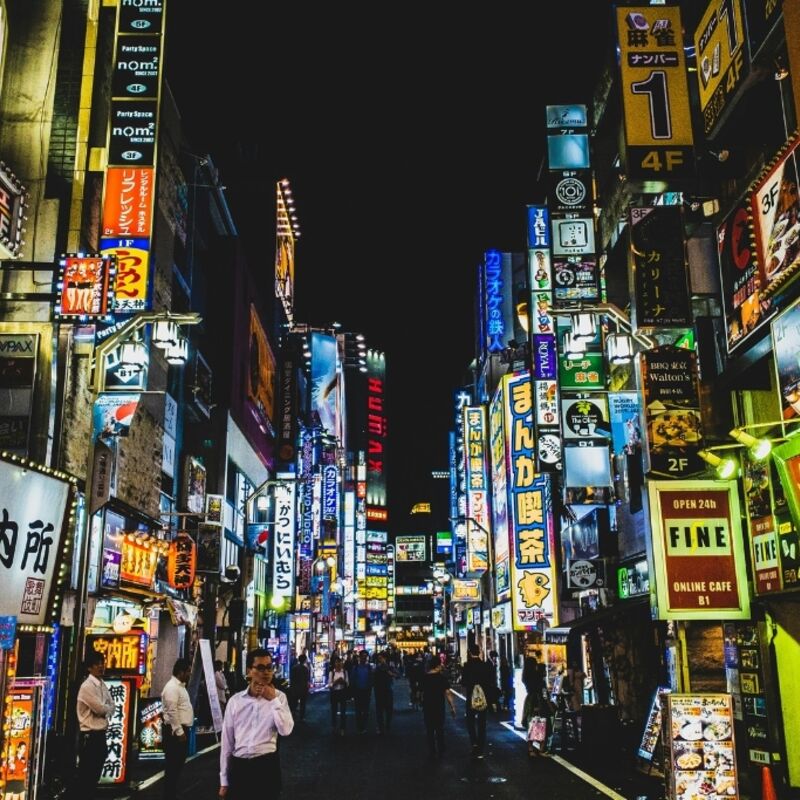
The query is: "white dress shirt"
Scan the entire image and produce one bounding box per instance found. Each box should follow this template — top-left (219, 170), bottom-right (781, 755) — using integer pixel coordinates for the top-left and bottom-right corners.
top-left (219, 687), bottom-right (294, 787)
top-left (161, 675), bottom-right (194, 737)
top-left (76, 674), bottom-right (115, 732)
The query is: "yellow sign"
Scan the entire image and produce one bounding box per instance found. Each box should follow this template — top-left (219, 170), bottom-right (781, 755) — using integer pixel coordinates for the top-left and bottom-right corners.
top-left (410, 502), bottom-right (431, 514)
top-left (616, 6), bottom-right (693, 186)
top-left (693, 0), bottom-right (747, 135)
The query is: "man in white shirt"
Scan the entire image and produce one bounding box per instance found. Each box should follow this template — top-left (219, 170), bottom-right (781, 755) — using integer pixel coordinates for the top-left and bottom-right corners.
top-left (73, 650), bottom-right (115, 800)
top-left (219, 648), bottom-right (294, 800)
top-left (161, 658), bottom-right (193, 800)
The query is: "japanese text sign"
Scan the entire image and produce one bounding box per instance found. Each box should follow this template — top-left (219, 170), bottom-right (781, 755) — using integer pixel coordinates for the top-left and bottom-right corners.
top-left (271, 480), bottom-right (297, 605)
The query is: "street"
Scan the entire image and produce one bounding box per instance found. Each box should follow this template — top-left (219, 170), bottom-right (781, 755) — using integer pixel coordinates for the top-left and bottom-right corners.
top-left (129, 680), bottom-right (654, 800)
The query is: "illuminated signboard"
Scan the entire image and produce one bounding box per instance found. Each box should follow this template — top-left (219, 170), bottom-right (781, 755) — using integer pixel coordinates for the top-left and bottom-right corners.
top-left (102, 167), bottom-right (154, 237)
top-left (0, 163), bottom-right (28, 260)
top-left (271, 479), bottom-right (297, 606)
top-left (395, 536), bottom-right (426, 562)
top-left (366, 350), bottom-right (387, 507)
top-left (100, 236), bottom-right (151, 312)
top-left (247, 307), bottom-right (276, 433)
top-left (504, 373), bottom-right (558, 630)
top-left (483, 249), bottom-right (505, 353)
top-left (119, 536), bottom-right (160, 588)
top-left (616, 6), bottom-right (694, 186)
top-left (87, 632), bottom-right (148, 676)
top-left (489, 383), bottom-right (511, 599)
top-left (275, 181), bottom-right (296, 324)
top-left (100, 678), bottom-right (135, 785)
top-left (55, 254), bottom-right (116, 320)
top-left (647, 480), bottom-right (750, 620)
top-left (463, 405), bottom-right (490, 574)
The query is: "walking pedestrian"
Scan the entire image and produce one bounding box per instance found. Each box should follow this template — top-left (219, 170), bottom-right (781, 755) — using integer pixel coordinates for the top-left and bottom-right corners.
top-left (487, 650), bottom-right (501, 712)
top-left (162, 658), bottom-right (193, 800)
top-left (461, 644), bottom-right (495, 758)
top-left (214, 660), bottom-right (230, 712)
top-left (219, 648), bottom-right (294, 800)
top-left (350, 650), bottom-right (373, 734)
top-left (499, 655), bottom-right (513, 712)
top-left (327, 655), bottom-right (349, 735)
top-left (521, 652), bottom-right (546, 726)
top-left (289, 654), bottom-right (311, 721)
top-left (373, 652), bottom-right (397, 734)
top-left (421, 652), bottom-right (456, 758)
top-left (71, 650), bottom-right (115, 800)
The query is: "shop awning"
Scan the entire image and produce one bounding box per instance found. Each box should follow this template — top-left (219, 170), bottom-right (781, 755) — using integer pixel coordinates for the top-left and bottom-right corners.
top-left (544, 597), bottom-right (650, 643)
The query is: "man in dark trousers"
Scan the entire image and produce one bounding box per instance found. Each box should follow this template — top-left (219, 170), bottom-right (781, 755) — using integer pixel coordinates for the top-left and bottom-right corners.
top-left (350, 650), bottom-right (373, 734)
top-left (289, 654), bottom-right (311, 721)
top-left (72, 650), bottom-right (115, 800)
top-left (461, 644), bottom-right (495, 758)
top-left (421, 652), bottom-right (456, 758)
top-left (161, 658), bottom-right (193, 800)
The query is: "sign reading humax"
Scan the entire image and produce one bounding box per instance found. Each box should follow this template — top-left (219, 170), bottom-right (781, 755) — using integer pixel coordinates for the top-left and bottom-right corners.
top-left (647, 481), bottom-right (749, 620)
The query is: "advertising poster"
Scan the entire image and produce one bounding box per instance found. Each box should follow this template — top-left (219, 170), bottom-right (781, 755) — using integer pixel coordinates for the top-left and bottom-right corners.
top-left (553, 257), bottom-right (599, 301)
top-left (395, 536), bottom-right (426, 562)
top-left (609, 392), bottom-right (642, 456)
top-left (504, 373), bottom-right (558, 630)
top-left (247, 306), bottom-right (276, 433)
top-left (138, 698), bottom-right (164, 759)
top-left (196, 523), bottom-right (221, 572)
top-left (0, 683), bottom-right (36, 800)
top-left (92, 393), bottom-right (140, 443)
top-left (56, 255), bottom-right (115, 319)
top-left (100, 678), bottom-right (135, 785)
top-left (182, 456), bottom-right (206, 514)
top-left (551, 218), bottom-right (595, 257)
top-left (664, 694), bottom-right (739, 800)
top-left (717, 200), bottom-right (773, 353)
top-left (641, 347), bottom-right (704, 478)
top-left (451, 579), bottom-right (481, 603)
top-left (0, 333), bottom-right (38, 456)
top-left (637, 686), bottom-right (671, 764)
top-left (631, 207), bottom-right (692, 329)
top-left (0, 458), bottom-right (73, 625)
top-left (771, 297), bottom-right (800, 420)
top-left (647, 481), bottom-right (750, 620)
top-left (750, 134), bottom-right (800, 300)
top-left (311, 331), bottom-right (338, 435)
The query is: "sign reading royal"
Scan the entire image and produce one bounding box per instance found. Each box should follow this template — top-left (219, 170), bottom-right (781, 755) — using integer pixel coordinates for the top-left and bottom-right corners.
top-left (647, 481), bottom-right (749, 620)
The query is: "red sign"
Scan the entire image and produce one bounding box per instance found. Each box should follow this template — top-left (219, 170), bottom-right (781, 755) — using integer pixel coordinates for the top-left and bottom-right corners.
top-left (648, 481), bottom-right (749, 619)
top-left (102, 167), bottom-right (154, 237)
top-left (167, 533), bottom-right (196, 590)
top-left (56, 255), bottom-right (115, 319)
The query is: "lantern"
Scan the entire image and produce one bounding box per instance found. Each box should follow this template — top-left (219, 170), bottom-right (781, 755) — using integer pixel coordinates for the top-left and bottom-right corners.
top-left (167, 533), bottom-right (197, 590)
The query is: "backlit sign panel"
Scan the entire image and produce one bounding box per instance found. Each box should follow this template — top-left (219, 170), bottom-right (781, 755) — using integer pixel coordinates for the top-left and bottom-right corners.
top-left (463, 405), bottom-right (490, 574)
top-left (271, 481), bottom-right (297, 606)
top-left (55, 255), bottom-right (115, 320)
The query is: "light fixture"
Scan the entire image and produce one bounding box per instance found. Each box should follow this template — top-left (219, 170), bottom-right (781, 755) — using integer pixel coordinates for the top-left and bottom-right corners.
top-left (562, 331), bottom-right (587, 360)
top-left (152, 320), bottom-right (178, 349)
top-left (165, 337), bottom-right (189, 365)
top-left (774, 57), bottom-right (789, 81)
top-left (708, 149), bottom-right (730, 163)
top-left (119, 341), bottom-right (148, 369)
top-left (607, 332), bottom-right (633, 364)
top-left (570, 313), bottom-right (597, 340)
top-left (516, 299), bottom-right (530, 333)
top-left (326, 555), bottom-right (336, 568)
top-left (729, 428), bottom-right (772, 460)
top-left (256, 494), bottom-right (270, 512)
top-left (698, 449), bottom-right (739, 479)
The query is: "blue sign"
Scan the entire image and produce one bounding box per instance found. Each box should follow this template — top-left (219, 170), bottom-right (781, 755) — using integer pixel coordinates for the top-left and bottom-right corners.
top-left (527, 206), bottom-right (550, 249)
top-left (484, 249), bottom-right (504, 353)
top-left (322, 464), bottom-right (338, 520)
top-left (0, 616), bottom-right (17, 649)
top-left (533, 335), bottom-right (557, 380)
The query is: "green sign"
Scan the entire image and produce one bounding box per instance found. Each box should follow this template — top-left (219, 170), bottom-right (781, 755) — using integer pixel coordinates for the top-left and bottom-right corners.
top-left (558, 352), bottom-right (605, 390)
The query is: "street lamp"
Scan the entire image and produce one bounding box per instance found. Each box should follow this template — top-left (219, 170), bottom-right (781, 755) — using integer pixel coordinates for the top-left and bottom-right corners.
top-left (69, 310), bottom-right (201, 753)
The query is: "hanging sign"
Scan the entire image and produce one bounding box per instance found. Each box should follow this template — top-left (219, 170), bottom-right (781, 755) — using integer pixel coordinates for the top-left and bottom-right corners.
top-left (167, 533), bottom-right (196, 590)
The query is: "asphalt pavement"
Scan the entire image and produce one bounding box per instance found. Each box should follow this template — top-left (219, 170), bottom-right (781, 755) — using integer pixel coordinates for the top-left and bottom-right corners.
top-left (125, 680), bottom-right (664, 800)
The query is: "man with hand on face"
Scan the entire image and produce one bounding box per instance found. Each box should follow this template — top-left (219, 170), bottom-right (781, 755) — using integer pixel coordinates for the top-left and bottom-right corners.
top-left (219, 649), bottom-right (294, 800)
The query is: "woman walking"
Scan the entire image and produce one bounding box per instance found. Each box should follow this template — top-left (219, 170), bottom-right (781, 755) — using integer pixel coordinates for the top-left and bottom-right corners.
top-left (327, 655), bottom-right (349, 735)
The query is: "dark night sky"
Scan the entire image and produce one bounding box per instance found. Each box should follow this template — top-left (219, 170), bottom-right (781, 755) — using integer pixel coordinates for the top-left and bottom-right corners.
top-left (166, 4), bottom-right (613, 524)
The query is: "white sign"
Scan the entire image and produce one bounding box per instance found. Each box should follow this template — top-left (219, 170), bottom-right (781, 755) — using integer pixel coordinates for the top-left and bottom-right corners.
top-left (271, 481), bottom-right (297, 605)
top-left (163, 394), bottom-right (178, 439)
top-left (199, 638), bottom-right (223, 732)
top-left (0, 460), bottom-right (71, 624)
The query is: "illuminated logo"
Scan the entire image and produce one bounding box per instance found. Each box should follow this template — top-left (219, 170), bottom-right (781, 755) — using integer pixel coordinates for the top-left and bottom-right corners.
top-left (555, 177), bottom-right (586, 207)
top-left (126, 83), bottom-right (147, 94)
top-left (130, 19), bottom-right (151, 28)
top-left (121, 150), bottom-right (143, 161)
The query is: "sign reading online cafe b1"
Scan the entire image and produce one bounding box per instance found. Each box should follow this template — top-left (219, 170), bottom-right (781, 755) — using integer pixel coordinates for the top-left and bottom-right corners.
top-left (647, 481), bottom-right (749, 620)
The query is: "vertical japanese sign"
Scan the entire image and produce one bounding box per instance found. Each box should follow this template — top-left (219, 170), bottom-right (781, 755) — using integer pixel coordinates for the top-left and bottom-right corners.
top-left (271, 480), bottom-right (297, 606)
top-left (693, 0), bottom-right (748, 137)
top-left (504, 373), bottom-right (557, 630)
top-left (489, 384), bottom-right (511, 599)
top-left (717, 199), bottom-right (773, 353)
top-left (0, 458), bottom-right (73, 626)
top-left (631, 206), bottom-right (692, 328)
top-left (616, 6), bottom-right (694, 185)
top-left (0, 683), bottom-right (35, 799)
top-left (101, 0), bottom-right (166, 311)
top-left (641, 346), bottom-right (705, 477)
top-left (647, 481), bottom-right (750, 620)
top-left (275, 181), bottom-right (296, 325)
top-left (366, 350), bottom-right (387, 508)
top-left (463, 405), bottom-right (490, 574)
top-left (483, 249), bottom-right (505, 353)
top-left (167, 532), bottom-right (196, 590)
top-left (100, 678), bottom-right (135, 785)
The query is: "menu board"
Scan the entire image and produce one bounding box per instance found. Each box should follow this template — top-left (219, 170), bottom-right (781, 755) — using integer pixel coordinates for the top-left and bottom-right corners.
top-left (664, 694), bottom-right (739, 800)
top-left (638, 686), bottom-right (671, 763)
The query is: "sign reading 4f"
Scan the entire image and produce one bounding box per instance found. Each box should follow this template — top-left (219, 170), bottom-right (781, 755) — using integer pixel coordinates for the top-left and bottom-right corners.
top-left (616, 6), bottom-right (694, 187)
